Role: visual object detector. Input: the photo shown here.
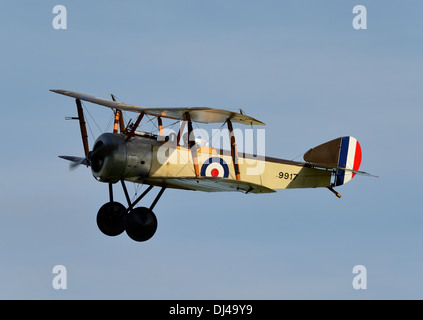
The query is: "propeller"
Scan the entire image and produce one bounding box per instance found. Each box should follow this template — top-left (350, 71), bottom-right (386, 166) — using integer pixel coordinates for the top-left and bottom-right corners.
top-left (89, 142), bottom-right (116, 173)
top-left (60, 140), bottom-right (117, 171)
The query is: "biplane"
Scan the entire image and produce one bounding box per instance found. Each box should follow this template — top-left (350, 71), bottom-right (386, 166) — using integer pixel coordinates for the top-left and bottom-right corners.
top-left (51, 89), bottom-right (375, 242)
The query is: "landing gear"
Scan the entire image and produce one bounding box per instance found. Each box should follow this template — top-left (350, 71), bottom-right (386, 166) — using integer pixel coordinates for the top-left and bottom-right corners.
top-left (96, 202), bottom-right (126, 236)
top-left (96, 182), bottom-right (166, 242)
top-left (125, 207), bottom-right (157, 242)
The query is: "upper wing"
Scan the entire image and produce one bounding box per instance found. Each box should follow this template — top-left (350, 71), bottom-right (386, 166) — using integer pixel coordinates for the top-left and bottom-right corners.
top-left (139, 176), bottom-right (276, 194)
top-left (50, 89), bottom-right (265, 125)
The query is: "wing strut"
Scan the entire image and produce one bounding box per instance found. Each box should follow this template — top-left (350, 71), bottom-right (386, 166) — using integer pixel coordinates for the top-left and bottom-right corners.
top-left (177, 121), bottom-right (187, 146)
top-left (110, 94), bottom-right (125, 134)
top-left (113, 109), bottom-right (123, 134)
top-left (227, 119), bottom-right (241, 180)
top-left (75, 99), bottom-right (90, 157)
top-left (185, 113), bottom-right (200, 177)
top-left (157, 117), bottom-right (164, 136)
top-left (119, 113), bottom-right (125, 133)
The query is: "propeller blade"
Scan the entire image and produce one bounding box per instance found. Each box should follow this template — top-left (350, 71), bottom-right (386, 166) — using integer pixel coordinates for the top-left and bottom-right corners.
top-left (59, 155), bottom-right (89, 170)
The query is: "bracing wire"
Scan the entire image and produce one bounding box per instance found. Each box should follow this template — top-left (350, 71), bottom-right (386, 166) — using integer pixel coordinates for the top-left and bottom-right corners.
top-left (290, 152), bottom-right (306, 161)
top-left (81, 101), bottom-right (102, 134)
top-left (104, 110), bottom-right (115, 132)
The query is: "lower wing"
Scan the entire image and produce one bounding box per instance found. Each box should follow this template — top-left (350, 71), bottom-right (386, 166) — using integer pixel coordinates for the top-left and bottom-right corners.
top-left (138, 177), bottom-right (276, 194)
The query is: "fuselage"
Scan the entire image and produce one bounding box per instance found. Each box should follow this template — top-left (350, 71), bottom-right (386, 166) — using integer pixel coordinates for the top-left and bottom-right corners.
top-left (91, 132), bottom-right (332, 190)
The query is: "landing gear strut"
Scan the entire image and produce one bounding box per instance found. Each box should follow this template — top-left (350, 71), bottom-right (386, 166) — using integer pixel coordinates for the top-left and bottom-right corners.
top-left (96, 182), bottom-right (166, 242)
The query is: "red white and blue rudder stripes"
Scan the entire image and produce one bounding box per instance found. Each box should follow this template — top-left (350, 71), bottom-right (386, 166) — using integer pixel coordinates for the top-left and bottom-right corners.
top-left (335, 136), bottom-right (362, 186)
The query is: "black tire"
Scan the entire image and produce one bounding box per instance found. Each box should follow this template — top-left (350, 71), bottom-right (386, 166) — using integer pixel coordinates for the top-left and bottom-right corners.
top-left (96, 202), bottom-right (127, 236)
top-left (125, 207), bottom-right (158, 242)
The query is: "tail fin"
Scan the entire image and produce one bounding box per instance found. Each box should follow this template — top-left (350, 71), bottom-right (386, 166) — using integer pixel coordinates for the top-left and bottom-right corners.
top-left (334, 136), bottom-right (362, 186)
top-left (303, 136), bottom-right (363, 186)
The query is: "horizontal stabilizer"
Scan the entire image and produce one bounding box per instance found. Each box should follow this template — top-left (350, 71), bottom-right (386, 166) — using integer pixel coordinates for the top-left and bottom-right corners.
top-left (307, 162), bottom-right (379, 178)
top-left (50, 89), bottom-right (265, 125)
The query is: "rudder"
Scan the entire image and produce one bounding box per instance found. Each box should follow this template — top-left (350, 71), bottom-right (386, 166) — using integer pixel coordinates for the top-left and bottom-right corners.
top-left (335, 136), bottom-right (362, 186)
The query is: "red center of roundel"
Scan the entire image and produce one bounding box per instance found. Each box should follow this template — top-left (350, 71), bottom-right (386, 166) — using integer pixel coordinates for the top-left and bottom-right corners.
top-left (210, 168), bottom-right (219, 177)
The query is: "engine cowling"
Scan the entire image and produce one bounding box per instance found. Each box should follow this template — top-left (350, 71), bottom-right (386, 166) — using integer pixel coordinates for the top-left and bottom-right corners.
top-left (90, 133), bottom-right (152, 183)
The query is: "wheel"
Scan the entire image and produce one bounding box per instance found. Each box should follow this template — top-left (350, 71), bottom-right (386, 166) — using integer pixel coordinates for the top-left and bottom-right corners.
top-left (125, 207), bottom-right (158, 242)
top-left (96, 202), bottom-right (127, 236)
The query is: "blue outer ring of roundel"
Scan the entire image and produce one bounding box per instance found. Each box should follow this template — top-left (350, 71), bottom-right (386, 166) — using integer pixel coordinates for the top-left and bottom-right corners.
top-left (200, 157), bottom-right (230, 178)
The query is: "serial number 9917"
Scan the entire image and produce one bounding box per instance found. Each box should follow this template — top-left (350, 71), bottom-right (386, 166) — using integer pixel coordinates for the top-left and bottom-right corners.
top-left (278, 172), bottom-right (298, 180)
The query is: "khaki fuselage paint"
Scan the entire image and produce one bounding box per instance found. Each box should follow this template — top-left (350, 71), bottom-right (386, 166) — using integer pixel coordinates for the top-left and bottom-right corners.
top-left (148, 145), bottom-right (332, 190)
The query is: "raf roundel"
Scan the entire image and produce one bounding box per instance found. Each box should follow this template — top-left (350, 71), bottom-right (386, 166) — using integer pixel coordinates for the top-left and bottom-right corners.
top-left (200, 157), bottom-right (229, 178)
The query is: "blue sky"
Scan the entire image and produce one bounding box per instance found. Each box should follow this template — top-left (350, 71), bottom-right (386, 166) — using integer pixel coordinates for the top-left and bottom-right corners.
top-left (1, 1), bottom-right (422, 299)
